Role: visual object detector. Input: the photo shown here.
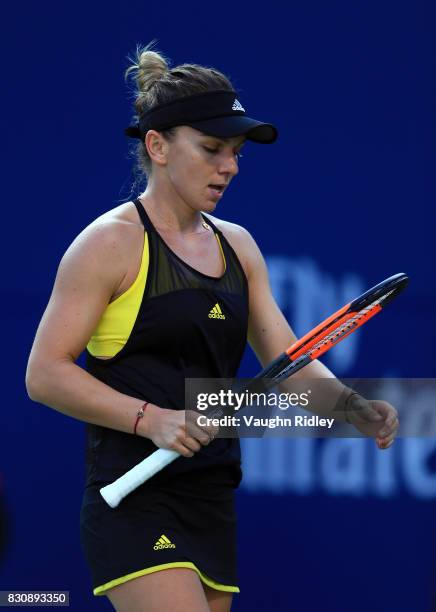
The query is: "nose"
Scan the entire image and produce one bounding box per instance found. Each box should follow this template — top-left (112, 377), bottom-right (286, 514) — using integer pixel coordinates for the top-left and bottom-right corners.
top-left (218, 152), bottom-right (239, 178)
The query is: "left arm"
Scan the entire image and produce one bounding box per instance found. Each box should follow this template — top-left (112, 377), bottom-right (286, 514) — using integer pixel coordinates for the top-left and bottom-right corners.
top-left (226, 223), bottom-right (398, 449)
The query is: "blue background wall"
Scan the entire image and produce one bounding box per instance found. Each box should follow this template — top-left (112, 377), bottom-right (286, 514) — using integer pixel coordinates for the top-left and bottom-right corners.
top-left (2, 1), bottom-right (435, 610)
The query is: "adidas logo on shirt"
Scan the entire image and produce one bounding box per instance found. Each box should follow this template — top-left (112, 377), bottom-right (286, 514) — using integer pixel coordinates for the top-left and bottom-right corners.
top-left (208, 303), bottom-right (226, 320)
top-left (153, 534), bottom-right (176, 550)
top-left (232, 99), bottom-right (245, 112)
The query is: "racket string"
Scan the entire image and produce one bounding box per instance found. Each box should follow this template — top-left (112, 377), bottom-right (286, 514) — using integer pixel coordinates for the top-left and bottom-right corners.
top-left (308, 289), bottom-right (396, 355)
top-left (271, 288), bottom-right (398, 385)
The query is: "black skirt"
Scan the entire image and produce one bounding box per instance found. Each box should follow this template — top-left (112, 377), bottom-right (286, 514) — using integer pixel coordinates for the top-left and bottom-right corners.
top-left (80, 467), bottom-right (240, 596)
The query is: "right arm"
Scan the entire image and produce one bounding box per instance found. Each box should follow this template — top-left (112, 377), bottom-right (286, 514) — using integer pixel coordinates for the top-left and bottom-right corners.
top-left (25, 219), bottom-right (211, 457)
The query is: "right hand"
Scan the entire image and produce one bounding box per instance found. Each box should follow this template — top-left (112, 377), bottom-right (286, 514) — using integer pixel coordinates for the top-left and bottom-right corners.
top-left (139, 404), bottom-right (219, 458)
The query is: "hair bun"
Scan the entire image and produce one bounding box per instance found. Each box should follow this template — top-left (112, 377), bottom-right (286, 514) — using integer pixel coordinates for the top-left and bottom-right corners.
top-left (125, 40), bottom-right (171, 95)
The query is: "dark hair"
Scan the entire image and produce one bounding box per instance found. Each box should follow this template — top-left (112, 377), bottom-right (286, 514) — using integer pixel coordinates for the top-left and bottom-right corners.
top-left (124, 40), bottom-right (235, 191)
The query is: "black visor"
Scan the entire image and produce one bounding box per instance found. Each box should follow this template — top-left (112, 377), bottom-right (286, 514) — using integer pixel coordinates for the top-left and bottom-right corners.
top-left (125, 90), bottom-right (278, 144)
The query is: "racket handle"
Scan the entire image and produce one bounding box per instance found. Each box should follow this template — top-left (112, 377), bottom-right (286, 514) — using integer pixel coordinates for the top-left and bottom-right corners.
top-left (99, 448), bottom-right (180, 508)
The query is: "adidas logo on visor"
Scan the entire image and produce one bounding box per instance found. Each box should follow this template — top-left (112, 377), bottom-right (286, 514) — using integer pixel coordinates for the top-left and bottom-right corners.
top-left (153, 534), bottom-right (176, 550)
top-left (232, 99), bottom-right (245, 112)
top-left (208, 303), bottom-right (226, 320)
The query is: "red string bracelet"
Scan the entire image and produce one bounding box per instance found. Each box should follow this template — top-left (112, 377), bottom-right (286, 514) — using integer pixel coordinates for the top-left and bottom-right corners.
top-left (134, 402), bottom-right (149, 435)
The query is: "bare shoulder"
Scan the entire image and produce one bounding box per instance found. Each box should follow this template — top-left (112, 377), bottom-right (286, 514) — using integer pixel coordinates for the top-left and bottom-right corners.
top-left (63, 202), bottom-right (143, 267)
top-left (27, 203), bottom-right (145, 365)
top-left (56, 201), bottom-right (144, 302)
top-left (80, 202), bottom-right (142, 248)
top-left (203, 214), bottom-right (265, 280)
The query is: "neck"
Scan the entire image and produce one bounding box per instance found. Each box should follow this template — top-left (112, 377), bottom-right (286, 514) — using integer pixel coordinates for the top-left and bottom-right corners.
top-left (139, 179), bottom-right (207, 235)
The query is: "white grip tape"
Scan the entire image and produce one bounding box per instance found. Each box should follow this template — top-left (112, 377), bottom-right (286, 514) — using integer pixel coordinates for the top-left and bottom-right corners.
top-left (99, 448), bottom-right (180, 508)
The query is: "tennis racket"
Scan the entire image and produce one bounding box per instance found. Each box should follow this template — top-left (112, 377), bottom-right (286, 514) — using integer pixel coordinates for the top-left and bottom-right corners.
top-left (100, 272), bottom-right (408, 507)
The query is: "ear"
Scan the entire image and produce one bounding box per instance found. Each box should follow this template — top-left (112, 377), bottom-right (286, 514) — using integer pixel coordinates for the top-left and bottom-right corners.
top-left (145, 130), bottom-right (169, 167)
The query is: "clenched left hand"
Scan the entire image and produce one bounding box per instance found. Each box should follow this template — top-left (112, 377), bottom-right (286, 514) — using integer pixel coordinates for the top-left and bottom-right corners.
top-left (346, 396), bottom-right (399, 450)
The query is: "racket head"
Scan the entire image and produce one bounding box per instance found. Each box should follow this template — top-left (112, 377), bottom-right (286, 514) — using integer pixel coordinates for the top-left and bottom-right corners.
top-left (286, 272), bottom-right (408, 361)
top-left (350, 272), bottom-right (408, 311)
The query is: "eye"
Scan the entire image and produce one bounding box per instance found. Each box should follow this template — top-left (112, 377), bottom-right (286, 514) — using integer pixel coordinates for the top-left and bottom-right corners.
top-left (202, 146), bottom-right (243, 160)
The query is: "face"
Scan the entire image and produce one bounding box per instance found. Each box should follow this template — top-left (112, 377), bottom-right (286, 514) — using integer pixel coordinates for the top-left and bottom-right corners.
top-left (157, 126), bottom-right (246, 212)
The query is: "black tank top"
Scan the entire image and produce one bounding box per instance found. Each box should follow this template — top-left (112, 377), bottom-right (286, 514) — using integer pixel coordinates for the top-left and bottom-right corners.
top-left (84, 198), bottom-right (249, 487)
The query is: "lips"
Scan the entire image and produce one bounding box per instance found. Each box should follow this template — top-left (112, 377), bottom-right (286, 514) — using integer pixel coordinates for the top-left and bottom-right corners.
top-left (207, 185), bottom-right (225, 199)
top-left (208, 184), bottom-right (225, 192)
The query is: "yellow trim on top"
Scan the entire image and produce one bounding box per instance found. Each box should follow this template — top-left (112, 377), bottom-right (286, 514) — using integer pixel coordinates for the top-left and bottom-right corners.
top-left (87, 233), bottom-right (149, 358)
top-left (215, 233), bottom-right (227, 273)
top-left (93, 561), bottom-right (240, 596)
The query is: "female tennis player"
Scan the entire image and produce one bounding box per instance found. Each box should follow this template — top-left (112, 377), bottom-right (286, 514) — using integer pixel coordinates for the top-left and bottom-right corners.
top-left (25, 41), bottom-right (399, 612)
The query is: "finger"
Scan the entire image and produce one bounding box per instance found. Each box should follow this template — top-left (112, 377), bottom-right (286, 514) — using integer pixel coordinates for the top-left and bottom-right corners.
top-left (187, 421), bottom-right (218, 445)
top-left (376, 430), bottom-right (396, 447)
top-left (199, 433), bottom-right (213, 446)
top-left (362, 409), bottom-right (385, 423)
top-left (352, 399), bottom-right (384, 423)
top-left (378, 415), bottom-right (400, 438)
top-left (173, 442), bottom-right (195, 458)
top-left (185, 408), bottom-right (221, 441)
top-left (203, 423), bottom-right (219, 440)
top-left (372, 401), bottom-right (398, 420)
top-left (182, 436), bottom-right (202, 453)
top-left (377, 437), bottom-right (395, 450)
